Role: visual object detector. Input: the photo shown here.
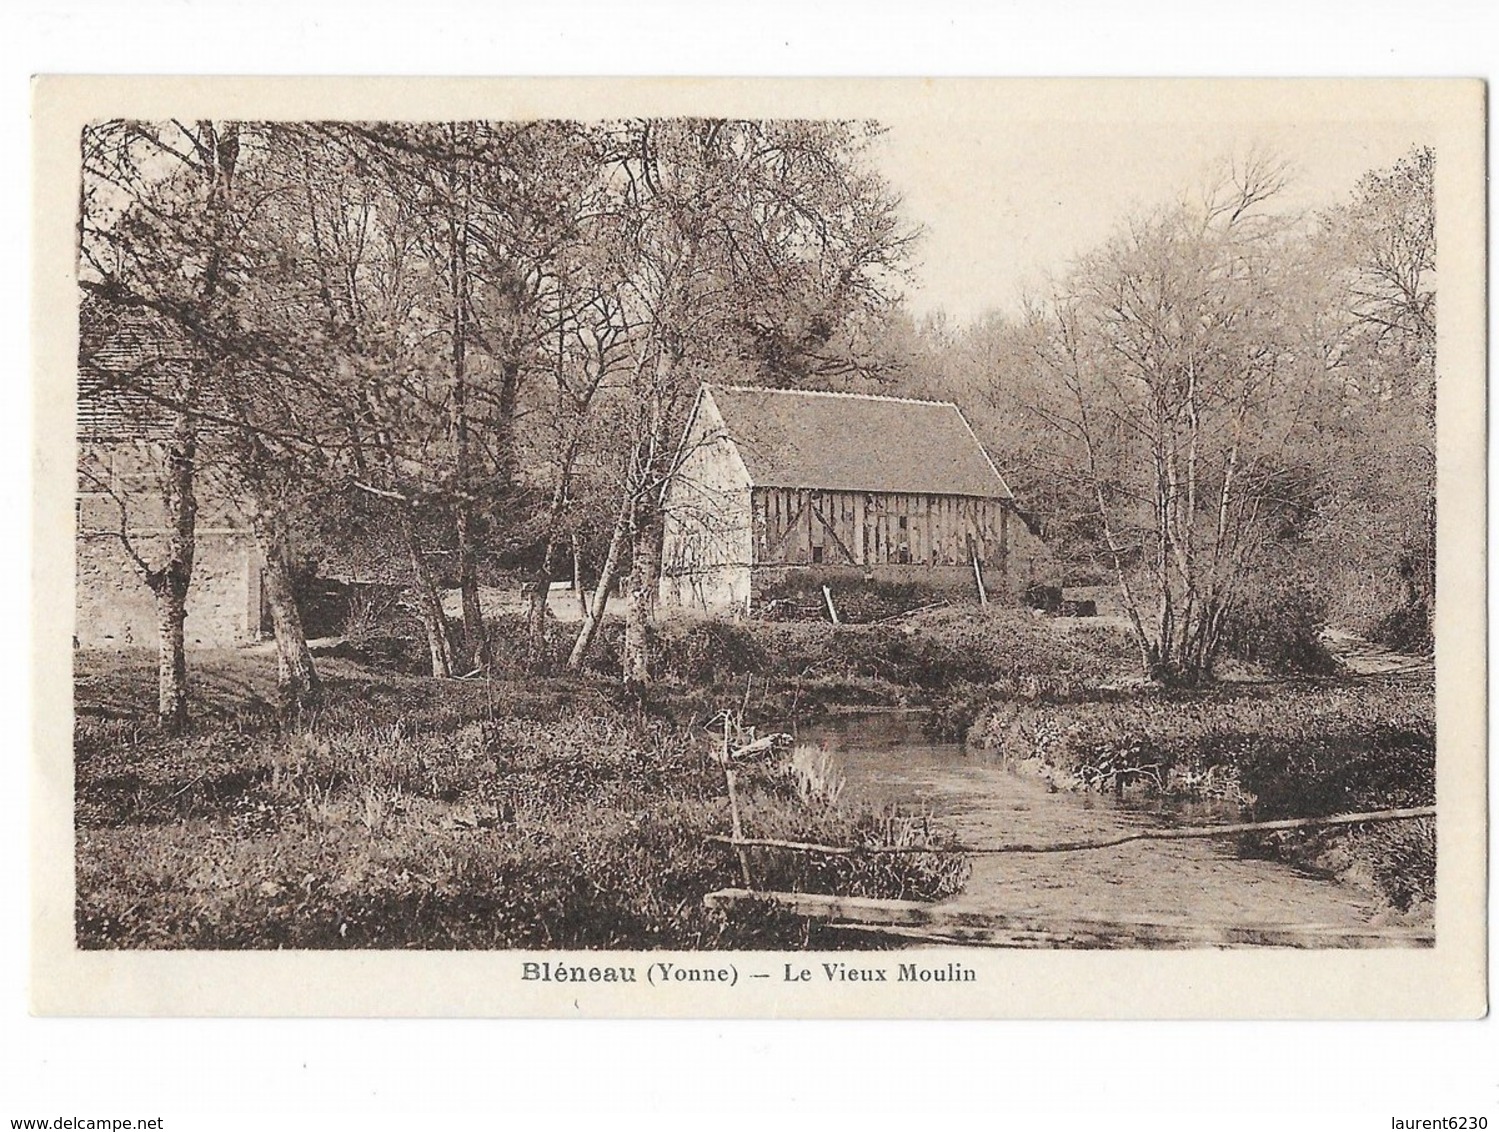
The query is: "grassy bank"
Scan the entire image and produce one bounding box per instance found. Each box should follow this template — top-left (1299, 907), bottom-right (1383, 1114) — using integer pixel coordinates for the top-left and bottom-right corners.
top-left (330, 600), bottom-right (1142, 723)
top-left (74, 651), bottom-right (967, 950)
top-left (647, 607), bottom-right (1137, 724)
top-left (967, 675), bottom-right (1436, 915)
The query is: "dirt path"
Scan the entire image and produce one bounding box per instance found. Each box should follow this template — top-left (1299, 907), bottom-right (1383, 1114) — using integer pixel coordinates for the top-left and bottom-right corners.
top-left (1321, 629), bottom-right (1433, 677)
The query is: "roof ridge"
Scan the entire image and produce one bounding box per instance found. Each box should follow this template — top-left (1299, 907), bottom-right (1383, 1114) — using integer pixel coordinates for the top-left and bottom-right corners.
top-left (707, 383), bottom-right (957, 409)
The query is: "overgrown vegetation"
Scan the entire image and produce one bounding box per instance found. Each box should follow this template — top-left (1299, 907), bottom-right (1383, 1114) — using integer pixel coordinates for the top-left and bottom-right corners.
top-left (74, 651), bottom-right (967, 950)
top-left (1217, 571), bottom-right (1340, 676)
top-left (649, 607), bottom-right (1136, 699)
top-left (1366, 600), bottom-right (1436, 656)
top-left (752, 574), bottom-right (952, 623)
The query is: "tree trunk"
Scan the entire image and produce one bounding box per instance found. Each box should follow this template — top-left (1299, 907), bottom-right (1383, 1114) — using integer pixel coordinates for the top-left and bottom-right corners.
top-left (573, 535), bottom-right (587, 619)
top-left (1420, 493), bottom-right (1436, 650)
top-left (150, 411), bottom-right (198, 732)
top-left (622, 495), bottom-right (664, 688)
top-left (496, 357), bottom-right (522, 492)
top-left (401, 509), bottom-right (456, 677)
top-left (525, 543), bottom-right (557, 662)
top-left (527, 449), bottom-right (584, 661)
top-left (567, 502), bottom-right (629, 671)
top-left (150, 567), bottom-right (191, 734)
top-left (455, 507), bottom-right (489, 672)
top-left (252, 513), bottom-right (322, 714)
top-left (444, 142), bottom-right (487, 675)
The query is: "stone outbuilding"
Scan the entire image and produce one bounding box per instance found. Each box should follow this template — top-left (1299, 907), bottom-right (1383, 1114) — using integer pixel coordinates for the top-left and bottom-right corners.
top-left (75, 312), bottom-right (264, 648)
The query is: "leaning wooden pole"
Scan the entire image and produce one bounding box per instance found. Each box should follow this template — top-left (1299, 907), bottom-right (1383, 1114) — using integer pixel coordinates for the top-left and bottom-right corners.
top-left (708, 805), bottom-right (1436, 858)
top-left (967, 533), bottom-right (988, 607)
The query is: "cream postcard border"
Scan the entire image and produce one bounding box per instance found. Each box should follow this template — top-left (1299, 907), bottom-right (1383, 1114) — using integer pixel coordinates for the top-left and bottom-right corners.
top-left (30, 76), bottom-right (1487, 1018)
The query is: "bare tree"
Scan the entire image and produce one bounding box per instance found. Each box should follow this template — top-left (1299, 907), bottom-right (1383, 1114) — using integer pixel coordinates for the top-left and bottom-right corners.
top-left (1315, 146), bottom-right (1437, 648)
top-left (1026, 155), bottom-right (1320, 684)
top-left (565, 118), bottom-right (915, 682)
top-left (304, 121), bottom-right (604, 675)
top-left (79, 120), bottom-right (248, 730)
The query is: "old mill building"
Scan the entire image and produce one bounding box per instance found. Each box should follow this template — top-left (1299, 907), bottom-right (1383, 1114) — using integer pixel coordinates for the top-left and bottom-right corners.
top-left (660, 384), bottom-right (1056, 614)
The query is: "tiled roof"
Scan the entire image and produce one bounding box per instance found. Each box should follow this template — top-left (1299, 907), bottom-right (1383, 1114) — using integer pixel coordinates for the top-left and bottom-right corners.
top-left (77, 308), bottom-right (186, 439)
top-left (702, 384), bottom-right (1014, 499)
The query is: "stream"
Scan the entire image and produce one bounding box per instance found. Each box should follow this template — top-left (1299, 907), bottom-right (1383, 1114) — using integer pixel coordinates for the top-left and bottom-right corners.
top-left (798, 711), bottom-right (1384, 931)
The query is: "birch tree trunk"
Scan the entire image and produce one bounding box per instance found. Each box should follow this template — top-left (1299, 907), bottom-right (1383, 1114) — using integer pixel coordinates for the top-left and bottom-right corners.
top-left (622, 494), bottom-right (664, 688)
top-left (250, 512), bottom-right (322, 714)
top-left (146, 410), bottom-right (198, 733)
top-left (401, 509), bottom-right (457, 677)
top-left (566, 500), bottom-right (628, 671)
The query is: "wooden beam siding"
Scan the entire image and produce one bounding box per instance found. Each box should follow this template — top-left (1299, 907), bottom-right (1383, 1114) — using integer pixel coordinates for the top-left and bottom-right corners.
top-left (751, 488), bottom-right (1012, 573)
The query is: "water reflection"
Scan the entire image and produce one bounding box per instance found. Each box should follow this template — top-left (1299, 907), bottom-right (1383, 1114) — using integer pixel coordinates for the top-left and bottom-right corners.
top-left (797, 710), bottom-right (1379, 928)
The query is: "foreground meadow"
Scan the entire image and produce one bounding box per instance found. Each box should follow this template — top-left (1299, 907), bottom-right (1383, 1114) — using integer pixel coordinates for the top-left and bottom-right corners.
top-left (73, 649), bottom-right (967, 950)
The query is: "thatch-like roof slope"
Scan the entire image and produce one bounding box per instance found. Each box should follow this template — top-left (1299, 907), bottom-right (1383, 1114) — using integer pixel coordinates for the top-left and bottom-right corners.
top-left (702, 384), bottom-right (1014, 499)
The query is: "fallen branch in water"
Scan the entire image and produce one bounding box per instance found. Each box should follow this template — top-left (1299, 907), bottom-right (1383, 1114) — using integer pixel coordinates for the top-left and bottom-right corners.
top-left (871, 600), bottom-right (951, 624)
top-left (708, 805), bottom-right (1436, 857)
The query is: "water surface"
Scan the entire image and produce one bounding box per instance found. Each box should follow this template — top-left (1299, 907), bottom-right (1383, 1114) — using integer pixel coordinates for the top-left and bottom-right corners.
top-left (799, 711), bottom-right (1383, 931)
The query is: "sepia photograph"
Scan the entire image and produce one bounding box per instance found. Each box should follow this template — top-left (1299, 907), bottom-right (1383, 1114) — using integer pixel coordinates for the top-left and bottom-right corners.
top-left (32, 76), bottom-right (1486, 1017)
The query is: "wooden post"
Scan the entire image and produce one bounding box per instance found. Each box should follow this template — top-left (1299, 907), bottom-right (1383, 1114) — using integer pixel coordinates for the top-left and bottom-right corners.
top-left (853, 492), bottom-right (866, 565)
top-left (804, 490), bottom-right (814, 563)
top-left (822, 584), bottom-right (840, 626)
top-left (922, 495), bottom-right (934, 567)
top-left (968, 533), bottom-right (988, 606)
top-left (999, 505), bottom-right (1010, 580)
top-left (720, 716), bottom-right (754, 888)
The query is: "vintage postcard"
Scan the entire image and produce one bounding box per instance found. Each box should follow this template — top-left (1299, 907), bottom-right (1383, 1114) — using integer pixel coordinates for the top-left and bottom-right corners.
top-left (31, 76), bottom-right (1485, 1018)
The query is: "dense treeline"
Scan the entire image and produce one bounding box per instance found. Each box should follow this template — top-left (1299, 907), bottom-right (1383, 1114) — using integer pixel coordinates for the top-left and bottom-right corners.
top-left (79, 119), bottom-right (914, 727)
top-left (857, 148), bottom-right (1436, 684)
top-left (78, 122), bottom-right (1435, 723)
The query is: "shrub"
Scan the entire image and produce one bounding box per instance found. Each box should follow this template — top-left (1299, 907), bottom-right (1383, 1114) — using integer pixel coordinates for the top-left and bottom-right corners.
top-left (653, 620), bottom-right (768, 684)
top-left (1218, 571), bottom-right (1338, 675)
top-left (341, 584), bottom-right (416, 644)
top-left (1366, 600), bottom-right (1434, 656)
top-left (754, 574), bottom-right (951, 623)
top-left (482, 613), bottom-right (625, 677)
top-left (654, 608), bottom-right (1133, 694)
top-left (971, 679), bottom-right (1432, 795)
